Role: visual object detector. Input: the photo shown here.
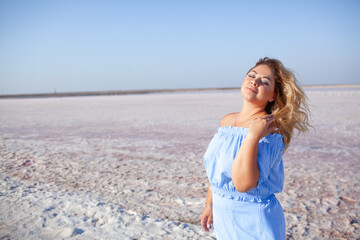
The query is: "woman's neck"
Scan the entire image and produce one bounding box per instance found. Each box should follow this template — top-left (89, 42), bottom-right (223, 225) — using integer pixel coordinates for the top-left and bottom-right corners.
top-left (235, 101), bottom-right (267, 127)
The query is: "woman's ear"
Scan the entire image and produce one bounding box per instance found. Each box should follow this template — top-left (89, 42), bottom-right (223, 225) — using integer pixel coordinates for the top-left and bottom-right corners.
top-left (269, 92), bottom-right (276, 103)
top-left (269, 96), bottom-right (275, 103)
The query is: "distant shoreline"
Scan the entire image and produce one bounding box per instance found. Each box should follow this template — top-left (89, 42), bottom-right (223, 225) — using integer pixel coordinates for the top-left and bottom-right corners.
top-left (302, 84), bottom-right (360, 89)
top-left (1, 84), bottom-right (360, 99)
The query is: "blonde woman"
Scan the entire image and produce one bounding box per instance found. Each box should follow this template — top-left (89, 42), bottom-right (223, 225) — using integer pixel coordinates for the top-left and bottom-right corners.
top-left (201, 57), bottom-right (310, 239)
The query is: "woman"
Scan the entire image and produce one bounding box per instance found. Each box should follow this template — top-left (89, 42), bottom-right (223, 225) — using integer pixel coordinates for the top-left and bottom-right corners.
top-left (200, 57), bottom-right (310, 239)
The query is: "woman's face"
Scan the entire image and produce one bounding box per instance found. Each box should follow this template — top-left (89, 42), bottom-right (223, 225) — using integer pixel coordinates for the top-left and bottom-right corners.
top-left (241, 64), bottom-right (276, 107)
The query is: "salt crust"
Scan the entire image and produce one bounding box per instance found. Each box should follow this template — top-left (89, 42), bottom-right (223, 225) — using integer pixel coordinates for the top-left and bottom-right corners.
top-left (1, 89), bottom-right (359, 239)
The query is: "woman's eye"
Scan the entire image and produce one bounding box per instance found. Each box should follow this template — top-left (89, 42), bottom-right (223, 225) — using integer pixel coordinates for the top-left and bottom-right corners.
top-left (262, 80), bottom-right (270, 85)
top-left (248, 74), bottom-right (255, 78)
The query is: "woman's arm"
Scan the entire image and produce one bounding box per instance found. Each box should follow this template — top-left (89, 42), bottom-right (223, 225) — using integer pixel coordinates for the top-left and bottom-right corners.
top-left (200, 184), bottom-right (213, 232)
top-left (204, 184), bottom-right (212, 205)
top-left (231, 115), bottom-right (277, 192)
top-left (231, 135), bottom-right (260, 192)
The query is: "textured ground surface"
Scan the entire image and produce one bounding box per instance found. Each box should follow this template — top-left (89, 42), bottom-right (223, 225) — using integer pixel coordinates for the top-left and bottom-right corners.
top-left (1, 88), bottom-right (359, 239)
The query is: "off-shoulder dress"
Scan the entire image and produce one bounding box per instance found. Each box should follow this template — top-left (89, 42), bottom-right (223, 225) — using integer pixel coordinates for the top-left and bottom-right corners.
top-left (203, 126), bottom-right (286, 240)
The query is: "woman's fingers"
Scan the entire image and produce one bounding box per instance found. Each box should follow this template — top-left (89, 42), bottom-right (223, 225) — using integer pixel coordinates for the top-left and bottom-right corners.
top-left (201, 216), bottom-right (209, 232)
top-left (255, 114), bottom-right (274, 124)
top-left (262, 114), bottom-right (274, 122)
top-left (261, 115), bottom-right (277, 136)
top-left (207, 216), bottom-right (213, 230)
top-left (264, 115), bottom-right (279, 134)
top-left (248, 114), bottom-right (277, 139)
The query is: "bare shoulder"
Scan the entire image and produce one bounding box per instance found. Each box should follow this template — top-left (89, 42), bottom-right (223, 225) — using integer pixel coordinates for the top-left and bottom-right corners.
top-left (220, 112), bottom-right (238, 127)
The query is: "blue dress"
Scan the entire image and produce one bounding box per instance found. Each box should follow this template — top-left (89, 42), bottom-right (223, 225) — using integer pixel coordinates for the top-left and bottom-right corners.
top-left (204, 126), bottom-right (286, 240)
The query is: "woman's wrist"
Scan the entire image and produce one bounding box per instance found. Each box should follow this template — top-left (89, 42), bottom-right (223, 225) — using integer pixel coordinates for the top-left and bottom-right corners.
top-left (245, 132), bottom-right (261, 142)
top-left (205, 202), bottom-right (212, 208)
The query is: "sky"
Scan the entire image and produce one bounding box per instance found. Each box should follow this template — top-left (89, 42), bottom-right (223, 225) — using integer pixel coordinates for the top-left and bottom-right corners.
top-left (0, 0), bottom-right (360, 95)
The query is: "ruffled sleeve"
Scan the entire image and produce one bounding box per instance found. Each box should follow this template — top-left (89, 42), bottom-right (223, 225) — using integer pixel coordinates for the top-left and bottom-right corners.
top-left (250, 134), bottom-right (285, 195)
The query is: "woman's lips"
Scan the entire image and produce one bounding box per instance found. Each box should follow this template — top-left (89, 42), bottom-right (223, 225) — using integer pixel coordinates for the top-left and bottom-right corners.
top-left (247, 87), bottom-right (258, 93)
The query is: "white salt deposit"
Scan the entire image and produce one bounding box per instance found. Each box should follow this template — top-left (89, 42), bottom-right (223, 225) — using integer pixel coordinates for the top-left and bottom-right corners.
top-left (0, 88), bottom-right (359, 239)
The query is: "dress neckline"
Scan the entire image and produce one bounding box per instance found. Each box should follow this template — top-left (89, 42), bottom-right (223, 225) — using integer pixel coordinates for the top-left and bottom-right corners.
top-left (217, 125), bottom-right (283, 138)
top-left (219, 125), bottom-right (248, 129)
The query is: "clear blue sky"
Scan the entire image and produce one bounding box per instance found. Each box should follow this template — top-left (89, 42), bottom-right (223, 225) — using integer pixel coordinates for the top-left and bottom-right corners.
top-left (1, 0), bottom-right (359, 95)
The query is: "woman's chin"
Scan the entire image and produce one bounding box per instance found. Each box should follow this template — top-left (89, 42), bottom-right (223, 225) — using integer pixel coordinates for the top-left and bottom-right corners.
top-left (242, 96), bottom-right (268, 107)
top-left (241, 92), bottom-right (257, 101)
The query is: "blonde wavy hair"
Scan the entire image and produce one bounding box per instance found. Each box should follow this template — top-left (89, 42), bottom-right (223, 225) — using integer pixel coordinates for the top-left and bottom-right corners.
top-left (250, 57), bottom-right (311, 150)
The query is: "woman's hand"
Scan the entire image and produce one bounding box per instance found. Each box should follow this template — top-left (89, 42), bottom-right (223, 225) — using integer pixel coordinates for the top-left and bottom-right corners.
top-left (247, 114), bottom-right (278, 140)
top-left (201, 206), bottom-right (213, 232)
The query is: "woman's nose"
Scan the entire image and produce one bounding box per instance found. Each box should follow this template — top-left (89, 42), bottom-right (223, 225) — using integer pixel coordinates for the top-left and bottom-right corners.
top-left (250, 79), bottom-right (258, 86)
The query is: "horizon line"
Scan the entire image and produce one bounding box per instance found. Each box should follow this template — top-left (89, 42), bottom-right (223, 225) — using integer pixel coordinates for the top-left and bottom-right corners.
top-left (1, 83), bottom-right (360, 99)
